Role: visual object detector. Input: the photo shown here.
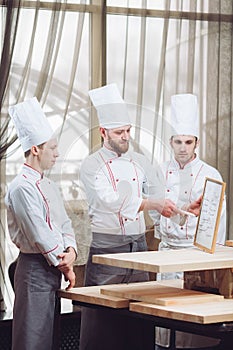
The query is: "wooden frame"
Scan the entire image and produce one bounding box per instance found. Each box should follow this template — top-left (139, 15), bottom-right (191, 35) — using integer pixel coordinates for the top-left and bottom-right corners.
top-left (194, 177), bottom-right (226, 254)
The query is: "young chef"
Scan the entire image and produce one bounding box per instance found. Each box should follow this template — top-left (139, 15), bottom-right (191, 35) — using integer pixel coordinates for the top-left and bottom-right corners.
top-left (154, 94), bottom-right (226, 350)
top-left (5, 97), bottom-right (78, 350)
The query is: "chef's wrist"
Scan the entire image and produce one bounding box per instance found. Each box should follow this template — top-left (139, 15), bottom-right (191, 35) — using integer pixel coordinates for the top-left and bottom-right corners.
top-left (64, 246), bottom-right (77, 260)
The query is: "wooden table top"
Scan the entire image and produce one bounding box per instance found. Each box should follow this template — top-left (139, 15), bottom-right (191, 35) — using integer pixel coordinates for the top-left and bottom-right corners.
top-left (92, 245), bottom-right (233, 273)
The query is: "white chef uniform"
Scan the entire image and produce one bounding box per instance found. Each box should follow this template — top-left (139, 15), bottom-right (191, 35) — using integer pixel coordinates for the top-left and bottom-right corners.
top-left (5, 164), bottom-right (76, 265)
top-left (155, 156), bottom-right (226, 249)
top-left (154, 94), bottom-right (226, 349)
top-left (79, 84), bottom-right (163, 350)
top-left (5, 97), bottom-right (77, 350)
top-left (81, 146), bottom-right (153, 236)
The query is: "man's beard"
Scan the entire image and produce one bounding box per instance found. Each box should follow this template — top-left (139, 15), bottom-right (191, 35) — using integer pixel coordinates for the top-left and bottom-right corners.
top-left (108, 137), bottom-right (129, 155)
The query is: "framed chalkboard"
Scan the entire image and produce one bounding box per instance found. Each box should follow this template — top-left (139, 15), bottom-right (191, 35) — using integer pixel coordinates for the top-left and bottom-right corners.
top-left (194, 177), bottom-right (226, 254)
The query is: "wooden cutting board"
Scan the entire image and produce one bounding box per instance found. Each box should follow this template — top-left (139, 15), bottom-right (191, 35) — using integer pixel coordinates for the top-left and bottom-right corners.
top-left (100, 281), bottom-right (224, 306)
top-left (130, 298), bottom-right (233, 324)
top-left (58, 285), bottom-right (129, 308)
top-left (93, 246), bottom-right (233, 274)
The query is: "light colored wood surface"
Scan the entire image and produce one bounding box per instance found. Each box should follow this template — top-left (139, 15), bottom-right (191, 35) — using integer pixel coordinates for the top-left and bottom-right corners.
top-left (100, 281), bottom-right (224, 306)
top-left (58, 285), bottom-right (129, 308)
top-left (226, 240), bottom-right (233, 247)
top-left (92, 245), bottom-right (233, 273)
top-left (58, 280), bottom-right (233, 324)
top-left (130, 298), bottom-right (233, 324)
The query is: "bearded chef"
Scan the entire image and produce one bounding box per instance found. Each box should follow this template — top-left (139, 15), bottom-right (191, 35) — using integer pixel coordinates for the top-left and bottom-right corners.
top-left (5, 97), bottom-right (77, 350)
top-left (154, 94), bottom-right (226, 350)
top-left (78, 84), bottom-right (201, 350)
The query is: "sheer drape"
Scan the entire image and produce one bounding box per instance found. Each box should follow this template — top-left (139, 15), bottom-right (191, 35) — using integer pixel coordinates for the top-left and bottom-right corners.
top-left (206, 0), bottom-right (233, 236)
top-left (0, 0), bottom-right (21, 160)
top-left (0, 0), bottom-right (233, 311)
top-left (107, 0), bottom-right (233, 239)
top-left (0, 0), bottom-right (89, 311)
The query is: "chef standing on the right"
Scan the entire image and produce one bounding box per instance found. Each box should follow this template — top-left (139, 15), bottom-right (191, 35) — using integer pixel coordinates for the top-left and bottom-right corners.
top-left (154, 94), bottom-right (226, 350)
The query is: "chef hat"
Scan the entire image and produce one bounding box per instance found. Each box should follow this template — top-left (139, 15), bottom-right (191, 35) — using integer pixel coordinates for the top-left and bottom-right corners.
top-left (88, 83), bottom-right (131, 129)
top-left (170, 94), bottom-right (199, 138)
top-left (8, 97), bottom-right (54, 152)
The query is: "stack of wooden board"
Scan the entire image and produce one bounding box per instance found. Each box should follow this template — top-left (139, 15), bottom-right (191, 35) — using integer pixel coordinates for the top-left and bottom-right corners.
top-left (100, 281), bottom-right (224, 306)
top-left (58, 246), bottom-right (233, 325)
top-left (58, 279), bottom-right (233, 324)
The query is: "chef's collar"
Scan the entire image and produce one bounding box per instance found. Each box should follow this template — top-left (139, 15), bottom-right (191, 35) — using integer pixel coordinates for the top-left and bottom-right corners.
top-left (23, 163), bottom-right (44, 180)
top-left (171, 154), bottom-right (199, 170)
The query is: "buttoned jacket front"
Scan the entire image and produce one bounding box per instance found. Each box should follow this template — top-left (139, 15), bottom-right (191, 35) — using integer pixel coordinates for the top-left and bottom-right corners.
top-left (154, 155), bottom-right (226, 248)
top-left (80, 146), bottom-right (160, 236)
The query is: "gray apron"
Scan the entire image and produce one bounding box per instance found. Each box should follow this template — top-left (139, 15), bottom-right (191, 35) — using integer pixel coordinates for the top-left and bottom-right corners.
top-left (79, 233), bottom-right (149, 350)
top-left (12, 253), bottom-right (61, 350)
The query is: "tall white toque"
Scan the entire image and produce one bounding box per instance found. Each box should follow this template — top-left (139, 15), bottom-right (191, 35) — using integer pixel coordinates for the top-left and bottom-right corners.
top-left (88, 83), bottom-right (131, 129)
top-left (8, 97), bottom-right (54, 152)
top-left (170, 93), bottom-right (199, 138)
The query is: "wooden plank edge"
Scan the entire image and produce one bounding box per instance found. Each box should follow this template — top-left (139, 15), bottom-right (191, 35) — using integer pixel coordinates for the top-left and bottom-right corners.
top-left (58, 289), bottom-right (129, 309)
top-left (129, 302), bottom-right (233, 324)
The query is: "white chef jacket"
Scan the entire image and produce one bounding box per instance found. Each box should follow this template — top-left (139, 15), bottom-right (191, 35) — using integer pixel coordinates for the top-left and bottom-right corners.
top-left (5, 163), bottom-right (77, 266)
top-left (152, 155), bottom-right (226, 349)
top-left (80, 146), bottom-right (161, 236)
top-left (153, 155), bottom-right (226, 248)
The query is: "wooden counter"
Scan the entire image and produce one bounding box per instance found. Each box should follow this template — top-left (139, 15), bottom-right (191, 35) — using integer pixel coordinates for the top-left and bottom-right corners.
top-left (58, 281), bottom-right (233, 349)
top-left (58, 280), bottom-right (233, 325)
top-left (58, 246), bottom-right (233, 349)
top-left (92, 245), bottom-right (233, 274)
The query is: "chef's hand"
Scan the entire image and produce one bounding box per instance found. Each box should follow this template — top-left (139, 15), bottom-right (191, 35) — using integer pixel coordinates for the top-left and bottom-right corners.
top-left (187, 195), bottom-right (202, 216)
top-left (140, 198), bottom-right (178, 218)
top-left (157, 199), bottom-right (179, 218)
top-left (62, 267), bottom-right (76, 290)
top-left (57, 246), bottom-right (77, 271)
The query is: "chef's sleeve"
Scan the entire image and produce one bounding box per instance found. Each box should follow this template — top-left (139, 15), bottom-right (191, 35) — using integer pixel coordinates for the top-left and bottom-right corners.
top-left (9, 184), bottom-right (65, 266)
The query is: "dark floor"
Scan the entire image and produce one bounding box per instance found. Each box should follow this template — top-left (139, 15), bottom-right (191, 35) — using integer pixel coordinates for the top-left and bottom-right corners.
top-left (0, 310), bottom-right (81, 350)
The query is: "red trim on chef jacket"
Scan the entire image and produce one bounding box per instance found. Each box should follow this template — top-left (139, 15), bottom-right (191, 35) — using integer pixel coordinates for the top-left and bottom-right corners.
top-left (41, 244), bottom-right (59, 255)
top-left (165, 162), bottom-right (204, 239)
top-left (98, 152), bottom-right (142, 235)
top-left (36, 179), bottom-right (52, 230)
